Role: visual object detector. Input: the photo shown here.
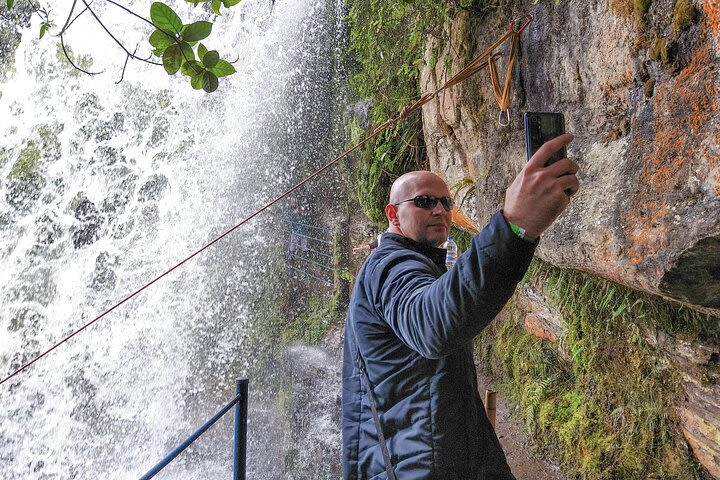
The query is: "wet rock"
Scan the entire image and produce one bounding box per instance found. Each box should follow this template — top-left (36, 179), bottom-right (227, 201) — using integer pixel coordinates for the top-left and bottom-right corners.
top-left (6, 141), bottom-right (45, 213)
top-left (8, 308), bottom-right (45, 333)
top-left (93, 146), bottom-right (125, 166)
top-left (0, 0), bottom-right (32, 76)
top-left (660, 237), bottom-right (720, 308)
top-left (11, 267), bottom-right (56, 307)
top-left (74, 92), bottom-right (101, 119)
top-left (28, 210), bottom-right (66, 260)
top-left (97, 113), bottom-right (125, 142)
top-left (101, 170), bottom-right (137, 215)
top-left (70, 193), bottom-right (104, 248)
top-left (111, 218), bottom-right (135, 240)
top-left (137, 174), bottom-right (169, 202)
top-left (149, 115), bottom-right (170, 147)
top-left (90, 252), bottom-right (117, 291)
top-left (38, 123), bottom-right (64, 163)
top-left (34, 211), bottom-right (63, 246)
top-left (421, 0), bottom-right (720, 317)
top-left (100, 190), bottom-right (133, 215)
top-left (279, 345), bottom-right (342, 478)
top-left (140, 204), bottom-right (160, 225)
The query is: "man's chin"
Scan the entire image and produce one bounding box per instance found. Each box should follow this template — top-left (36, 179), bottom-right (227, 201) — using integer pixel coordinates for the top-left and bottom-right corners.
top-left (427, 232), bottom-right (448, 248)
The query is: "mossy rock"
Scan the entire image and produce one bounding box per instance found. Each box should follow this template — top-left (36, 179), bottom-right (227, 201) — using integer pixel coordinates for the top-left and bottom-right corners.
top-left (12, 267), bottom-right (56, 307)
top-left (6, 141), bottom-right (46, 211)
top-left (38, 123), bottom-right (64, 162)
top-left (69, 192), bottom-right (104, 248)
top-left (90, 252), bottom-right (117, 291)
top-left (55, 42), bottom-right (94, 76)
top-left (477, 259), bottom-right (717, 479)
top-left (672, 0), bottom-right (696, 36)
top-left (137, 174), bottom-right (170, 202)
top-left (643, 77), bottom-right (656, 98)
top-left (9, 307), bottom-right (46, 333)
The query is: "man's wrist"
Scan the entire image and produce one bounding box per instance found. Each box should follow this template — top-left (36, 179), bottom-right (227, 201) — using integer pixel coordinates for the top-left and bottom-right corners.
top-left (503, 215), bottom-right (537, 243)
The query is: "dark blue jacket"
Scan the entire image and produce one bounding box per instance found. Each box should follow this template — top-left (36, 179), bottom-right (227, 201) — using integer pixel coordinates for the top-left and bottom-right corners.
top-left (342, 211), bottom-right (536, 479)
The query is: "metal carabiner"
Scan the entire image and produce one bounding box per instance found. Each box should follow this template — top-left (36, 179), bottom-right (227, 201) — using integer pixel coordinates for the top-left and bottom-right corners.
top-left (509, 14), bottom-right (532, 33)
top-left (498, 110), bottom-right (510, 127)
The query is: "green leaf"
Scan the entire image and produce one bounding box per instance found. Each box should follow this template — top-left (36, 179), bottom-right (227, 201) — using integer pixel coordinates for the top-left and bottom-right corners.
top-left (7, 0), bottom-right (15, 9)
top-left (202, 71), bottom-right (219, 93)
top-left (179, 41), bottom-right (195, 63)
top-left (39, 23), bottom-right (50, 39)
top-left (181, 60), bottom-right (204, 77)
top-left (209, 59), bottom-right (235, 77)
top-left (222, 0), bottom-right (241, 7)
top-left (191, 74), bottom-right (204, 90)
top-left (211, 0), bottom-right (222, 16)
top-left (202, 50), bottom-right (219, 68)
top-left (150, 2), bottom-right (183, 35)
top-left (198, 43), bottom-right (208, 61)
top-left (162, 45), bottom-right (183, 75)
top-left (181, 21), bottom-right (212, 42)
top-left (149, 29), bottom-right (175, 51)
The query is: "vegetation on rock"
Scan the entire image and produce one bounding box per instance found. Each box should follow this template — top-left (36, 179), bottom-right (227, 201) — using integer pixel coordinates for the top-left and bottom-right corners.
top-left (477, 259), bottom-right (719, 479)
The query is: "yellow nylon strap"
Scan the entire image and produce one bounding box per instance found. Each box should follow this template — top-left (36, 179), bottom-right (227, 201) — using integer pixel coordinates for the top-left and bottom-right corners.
top-left (371, 25), bottom-right (521, 135)
top-left (487, 32), bottom-right (519, 126)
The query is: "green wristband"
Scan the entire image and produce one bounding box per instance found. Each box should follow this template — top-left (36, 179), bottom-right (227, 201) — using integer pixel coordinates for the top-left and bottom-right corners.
top-left (508, 220), bottom-right (536, 243)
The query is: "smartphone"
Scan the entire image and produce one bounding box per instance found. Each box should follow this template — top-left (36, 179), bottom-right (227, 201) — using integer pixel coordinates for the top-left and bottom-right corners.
top-left (524, 112), bottom-right (567, 166)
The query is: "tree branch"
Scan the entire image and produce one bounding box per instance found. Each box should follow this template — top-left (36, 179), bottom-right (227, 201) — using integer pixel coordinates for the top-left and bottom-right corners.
top-left (104, 0), bottom-right (199, 73)
top-left (80, 0), bottom-right (162, 66)
top-left (115, 45), bottom-right (138, 84)
top-left (59, 33), bottom-right (103, 75)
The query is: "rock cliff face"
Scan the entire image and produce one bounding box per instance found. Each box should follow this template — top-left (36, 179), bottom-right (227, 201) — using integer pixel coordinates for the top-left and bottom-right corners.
top-left (422, 0), bottom-right (719, 313)
top-left (419, 0), bottom-right (719, 477)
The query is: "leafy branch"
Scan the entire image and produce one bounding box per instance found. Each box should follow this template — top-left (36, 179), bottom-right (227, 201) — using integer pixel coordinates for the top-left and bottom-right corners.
top-left (5, 0), bottom-right (241, 92)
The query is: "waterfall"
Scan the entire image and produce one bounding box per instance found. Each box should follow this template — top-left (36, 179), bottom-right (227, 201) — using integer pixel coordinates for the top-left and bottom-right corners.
top-left (0, 0), bottom-right (344, 477)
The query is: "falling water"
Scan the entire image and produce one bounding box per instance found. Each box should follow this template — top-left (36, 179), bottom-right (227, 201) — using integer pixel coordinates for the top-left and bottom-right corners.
top-left (0, 0), bottom-right (345, 477)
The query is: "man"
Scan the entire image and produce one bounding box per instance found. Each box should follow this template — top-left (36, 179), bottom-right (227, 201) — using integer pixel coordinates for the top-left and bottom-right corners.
top-left (342, 134), bottom-right (579, 479)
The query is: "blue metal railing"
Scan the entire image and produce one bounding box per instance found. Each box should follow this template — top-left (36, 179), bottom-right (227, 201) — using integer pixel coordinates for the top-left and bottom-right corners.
top-left (140, 378), bottom-right (249, 480)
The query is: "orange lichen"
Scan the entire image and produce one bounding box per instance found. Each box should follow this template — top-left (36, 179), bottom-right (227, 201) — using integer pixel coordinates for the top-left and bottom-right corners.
top-left (703, 0), bottom-right (720, 35)
top-left (623, 42), bottom-right (719, 265)
top-left (625, 202), bottom-right (670, 266)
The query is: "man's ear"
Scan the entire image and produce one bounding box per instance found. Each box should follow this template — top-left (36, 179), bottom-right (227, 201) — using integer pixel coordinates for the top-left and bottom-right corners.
top-left (385, 204), bottom-right (400, 227)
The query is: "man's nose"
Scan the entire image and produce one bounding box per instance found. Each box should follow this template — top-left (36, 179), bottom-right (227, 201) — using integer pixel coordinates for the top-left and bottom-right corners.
top-left (431, 202), bottom-right (447, 215)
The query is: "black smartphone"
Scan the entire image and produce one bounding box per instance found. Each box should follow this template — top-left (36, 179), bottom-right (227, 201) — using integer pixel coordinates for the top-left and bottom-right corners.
top-left (524, 112), bottom-right (567, 166)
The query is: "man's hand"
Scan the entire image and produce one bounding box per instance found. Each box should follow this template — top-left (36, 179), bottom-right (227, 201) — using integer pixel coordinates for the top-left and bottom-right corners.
top-left (503, 133), bottom-right (579, 239)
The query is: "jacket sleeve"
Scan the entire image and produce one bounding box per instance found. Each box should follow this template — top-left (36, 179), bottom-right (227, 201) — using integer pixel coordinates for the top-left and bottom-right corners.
top-left (373, 211), bottom-right (536, 359)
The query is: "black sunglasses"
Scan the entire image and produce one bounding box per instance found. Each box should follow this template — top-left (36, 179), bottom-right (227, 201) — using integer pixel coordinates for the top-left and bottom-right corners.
top-left (394, 195), bottom-right (454, 212)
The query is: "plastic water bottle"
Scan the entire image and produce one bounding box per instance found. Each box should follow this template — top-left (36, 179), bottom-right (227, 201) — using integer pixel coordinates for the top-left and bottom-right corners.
top-left (444, 236), bottom-right (458, 270)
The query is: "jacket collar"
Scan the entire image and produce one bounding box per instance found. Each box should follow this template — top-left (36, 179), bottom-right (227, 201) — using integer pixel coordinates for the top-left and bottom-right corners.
top-left (381, 232), bottom-right (447, 270)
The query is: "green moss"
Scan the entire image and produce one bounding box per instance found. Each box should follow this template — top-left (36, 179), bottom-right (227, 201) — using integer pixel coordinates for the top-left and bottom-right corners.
top-left (7, 141), bottom-right (45, 210)
top-left (644, 78), bottom-right (656, 98)
top-left (633, 0), bottom-right (652, 26)
top-left (648, 38), bottom-right (671, 64)
top-left (9, 141), bottom-right (41, 180)
top-left (156, 90), bottom-right (171, 109)
top-left (55, 42), bottom-right (94, 76)
top-left (348, 0), bottom-right (492, 223)
top-left (672, 0), bottom-right (696, 36)
top-left (477, 259), bottom-right (717, 479)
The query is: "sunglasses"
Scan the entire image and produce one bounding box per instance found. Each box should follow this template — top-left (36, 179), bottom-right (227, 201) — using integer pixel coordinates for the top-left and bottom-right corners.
top-left (394, 195), bottom-right (454, 212)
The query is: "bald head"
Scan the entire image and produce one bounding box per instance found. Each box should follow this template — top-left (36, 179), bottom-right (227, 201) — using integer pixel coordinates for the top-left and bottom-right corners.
top-left (385, 171), bottom-right (452, 247)
top-left (389, 171), bottom-right (449, 205)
